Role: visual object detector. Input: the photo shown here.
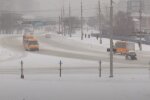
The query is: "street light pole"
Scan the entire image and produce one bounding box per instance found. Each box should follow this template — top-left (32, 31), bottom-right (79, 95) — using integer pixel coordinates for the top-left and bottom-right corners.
top-left (139, 0), bottom-right (142, 51)
top-left (110, 0), bottom-right (113, 78)
top-left (98, 0), bottom-right (102, 44)
top-left (81, 0), bottom-right (83, 40)
top-left (61, 8), bottom-right (64, 36)
top-left (69, 0), bottom-right (72, 37)
top-left (62, 0), bottom-right (65, 36)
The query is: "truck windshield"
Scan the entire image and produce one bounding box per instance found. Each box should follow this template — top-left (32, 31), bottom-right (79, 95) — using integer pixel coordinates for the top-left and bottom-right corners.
top-left (28, 41), bottom-right (38, 45)
top-left (115, 42), bottom-right (126, 48)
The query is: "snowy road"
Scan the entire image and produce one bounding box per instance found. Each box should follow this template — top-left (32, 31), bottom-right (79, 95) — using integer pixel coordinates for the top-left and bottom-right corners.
top-left (37, 35), bottom-right (150, 67)
top-left (0, 34), bottom-right (150, 68)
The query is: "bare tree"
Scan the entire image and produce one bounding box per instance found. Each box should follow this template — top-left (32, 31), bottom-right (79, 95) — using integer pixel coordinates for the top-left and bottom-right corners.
top-left (87, 17), bottom-right (98, 28)
top-left (0, 13), bottom-right (22, 34)
top-left (113, 11), bottom-right (135, 35)
top-left (63, 16), bottom-right (80, 34)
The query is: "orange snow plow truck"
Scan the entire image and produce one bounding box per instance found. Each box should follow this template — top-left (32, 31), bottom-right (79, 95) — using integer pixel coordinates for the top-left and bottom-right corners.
top-left (114, 41), bottom-right (135, 54)
top-left (107, 41), bottom-right (135, 55)
top-left (23, 34), bottom-right (39, 51)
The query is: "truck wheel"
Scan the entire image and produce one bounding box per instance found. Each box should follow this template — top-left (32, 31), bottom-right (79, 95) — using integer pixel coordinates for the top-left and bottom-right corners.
top-left (27, 48), bottom-right (30, 51)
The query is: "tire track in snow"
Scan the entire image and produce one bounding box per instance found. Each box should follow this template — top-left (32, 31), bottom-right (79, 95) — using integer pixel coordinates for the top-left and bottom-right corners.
top-left (36, 36), bottom-right (149, 66)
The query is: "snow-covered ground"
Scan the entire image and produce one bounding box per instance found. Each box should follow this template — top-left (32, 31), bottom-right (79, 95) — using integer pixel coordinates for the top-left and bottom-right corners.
top-left (0, 74), bottom-right (150, 100)
top-left (0, 32), bottom-right (150, 100)
top-left (70, 32), bottom-right (150, 52)
top-left (0, 47), bottom-right (14, 61)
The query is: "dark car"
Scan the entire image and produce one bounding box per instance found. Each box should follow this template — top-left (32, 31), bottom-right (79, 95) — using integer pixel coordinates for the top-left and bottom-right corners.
top-left (125, 51), bottom-right (137, 60)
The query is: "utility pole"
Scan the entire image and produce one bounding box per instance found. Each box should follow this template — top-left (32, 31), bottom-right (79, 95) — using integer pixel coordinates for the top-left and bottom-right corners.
top-left (110, 0), bottom-right (113, 78)
top-left (62, 0), bottom-right (65, 36)
top-left (81, 0), bottom-right (84, 40)
top-left (59, 16), bottom-right (61, 34)
top-left (61, 8), bottom-right (64, 35)
top-left (139, 0), bottom-right (142, 51)
top-left (69, 1), bottom-right (72, 37)
top-left (98, 0), bottom-right (102, 44)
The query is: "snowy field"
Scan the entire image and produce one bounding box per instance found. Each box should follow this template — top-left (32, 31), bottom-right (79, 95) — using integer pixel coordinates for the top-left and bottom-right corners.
top-left (0, 33), bottom-right (150, 100)
top-left (0, 74), bottom-right (149, 100)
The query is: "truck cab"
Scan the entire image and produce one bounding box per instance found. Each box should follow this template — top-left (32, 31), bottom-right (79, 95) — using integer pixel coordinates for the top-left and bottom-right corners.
top-left (107, 41), bottom-right (135, 55)
top-left (24, 38), bottom-right (39, 51)
top-left (23, 34), bottom-right (39, 51)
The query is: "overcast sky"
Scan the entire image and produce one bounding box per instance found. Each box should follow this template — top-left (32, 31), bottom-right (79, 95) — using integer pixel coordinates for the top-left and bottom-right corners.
top-left (34, 0), bottom-right (120, 17)
top-left (36, 0), bottom-right (111, 15)
top-left (0, 0), bottom-right (120, 17)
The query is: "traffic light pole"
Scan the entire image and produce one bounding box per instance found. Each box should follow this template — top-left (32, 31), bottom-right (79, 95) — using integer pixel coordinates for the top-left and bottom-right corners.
top-left (110, 0), bottom-right (113, 78)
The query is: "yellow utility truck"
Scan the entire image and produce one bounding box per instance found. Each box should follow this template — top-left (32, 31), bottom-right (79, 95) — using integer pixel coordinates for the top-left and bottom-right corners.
top-left (23, 34), bottom-right (39, 51)
top-left (107, 41), bottom-right (135, 55)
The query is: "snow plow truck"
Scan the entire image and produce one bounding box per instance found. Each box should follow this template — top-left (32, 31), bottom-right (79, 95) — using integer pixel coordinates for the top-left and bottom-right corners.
top-left (23, 34), bottom-right (39, 51)
top-left (107, 41), bottom-right (135, 55)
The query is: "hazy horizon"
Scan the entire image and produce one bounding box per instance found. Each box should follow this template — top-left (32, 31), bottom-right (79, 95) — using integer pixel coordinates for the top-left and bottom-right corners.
top-left (0, 0), bottom-right (120, 17)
